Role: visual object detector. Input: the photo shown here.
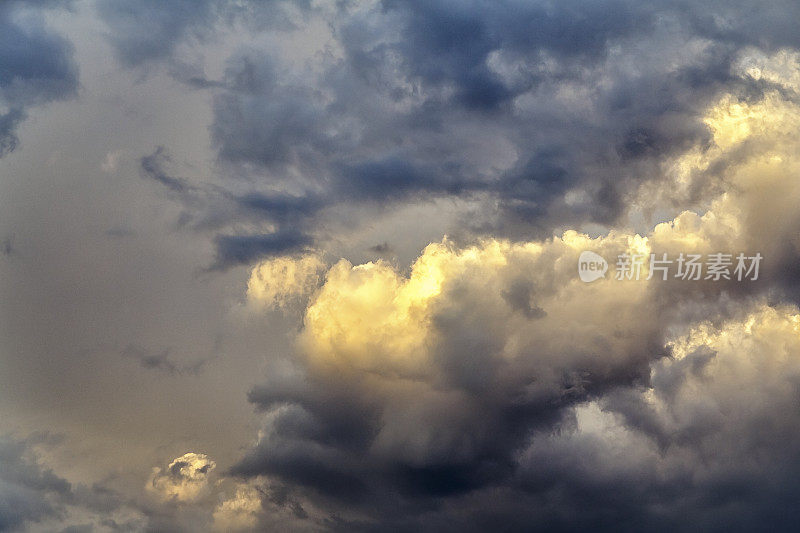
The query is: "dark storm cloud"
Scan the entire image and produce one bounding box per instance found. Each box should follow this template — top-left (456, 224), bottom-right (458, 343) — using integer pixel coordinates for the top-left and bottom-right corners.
top-left (212, 230), bottom-right (313, 269)
top-left (96, 0), bottom-right (304, 68)
top-left (0, 435), bottom-right (70, 531)
top-left (232, 306), bottom-right (800, 532)
top-left (235, 359), bottom-right (645, 512)
top-left (381, 0), bottom-right (654, 108)
top-left (96, 0), bottom-right (217, 67)
top-left (139, 146), bottom-right (318, 268)
top-left (198, 0), bottom-right (763, 246)
top-left (0, 0), bottom-right (78, 158)
top-left (224, 181), bottom-right (800, 532)
top-left (100, 0), bottom-right (800, 247)
top-left (108, 0), bottom-right (780, 264)
top-left (0, 434), bottom-right (139, 531)
top-left (224, 238), bottom-right (671, 527)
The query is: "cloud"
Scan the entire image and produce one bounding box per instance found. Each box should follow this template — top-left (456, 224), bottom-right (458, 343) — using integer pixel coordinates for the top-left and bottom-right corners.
top-left (0, 434), bottom-right (71, 531)
top-left (0, 109), bottom-right (24, 158)
top-left (205, 0), bottom-right (737, 239)
top-left (0, 1), bottom-right (78, 158)
top-left (0, 434), bottom-right (137, 532)
top-left (139, 146), bottom-right (193, 193)
top-left (233, 234), bottom-right (661, 508)
top-left (212, 484), bottom-right (263, 532)
top-left (233, 250), bottom-right (800, 529)
top-left (96, 0), bottom-right (307, 70)
top-left (103, 0), bottom-right (800, 271)
top-left (247, 253), bottom-right (325, 310)
top-left (138, 145), bottom-right (320, 269)
top-left (226, 66), bottom-right (800, 527)
top-left (111, 0), bottom-right (793, 267)
top-left (96, 0), bottom-right (217, 67)
top-left (147, 453), bottom-right (216, 504)
top-left (520, 302), bottom-right (800, 531)
top-left (96, 0), bottom-right (800, 267)
top-left (9, 2), bottom-right (800, 532)
top-left (212, 231), bottom-right (314, 270)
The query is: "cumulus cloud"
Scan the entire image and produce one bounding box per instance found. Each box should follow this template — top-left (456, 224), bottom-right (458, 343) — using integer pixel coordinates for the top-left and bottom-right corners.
top-left (513, 301), bottom-right (800, 531)
top-left (8, 1), bottom-right (800, 532)
top-left (225, 59), bottom-right (800, 528)
top-left (147, 453), bottom-right (216, 504)
top-left (234, 234), bottom-right (659, 516)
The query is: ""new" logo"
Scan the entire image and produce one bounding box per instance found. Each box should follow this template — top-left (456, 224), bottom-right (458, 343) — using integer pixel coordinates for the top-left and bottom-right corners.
top-left (578, 251), bottom-right (608, 283)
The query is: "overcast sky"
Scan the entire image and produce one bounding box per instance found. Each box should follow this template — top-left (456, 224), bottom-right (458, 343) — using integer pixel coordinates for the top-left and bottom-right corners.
top-left (3, 0), bottom-right (800, 531)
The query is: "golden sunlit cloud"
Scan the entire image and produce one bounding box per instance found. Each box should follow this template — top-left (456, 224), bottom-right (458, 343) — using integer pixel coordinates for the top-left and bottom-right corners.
top-left (147, 453), bottom-right (217, 504)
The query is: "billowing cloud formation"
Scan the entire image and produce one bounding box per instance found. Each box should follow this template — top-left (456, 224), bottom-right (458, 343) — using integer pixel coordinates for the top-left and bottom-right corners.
top-left (516, 302), bottom-right (800, 531)
top-left (224, 61), bottom-right (800, 529)
top-left (234, 234), bottom-right (661, 508)
top-left (147, 453), bottom-right (216, 504)
top-left (6, 1), bottom-right (800, 532)
top-left (0, 0), bottom-right (78, 157)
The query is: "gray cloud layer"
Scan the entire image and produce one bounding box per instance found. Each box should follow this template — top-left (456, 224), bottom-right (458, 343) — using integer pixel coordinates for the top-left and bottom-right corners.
top-left (106, 0), bottom-right (800, 268)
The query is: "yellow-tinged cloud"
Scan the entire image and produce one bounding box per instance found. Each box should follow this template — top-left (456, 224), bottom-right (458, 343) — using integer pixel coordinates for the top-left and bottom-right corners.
top-left (290, 76), bottom-right (800, 392)
top-left (634, 301), bottom-right (800, 456)
top-left (262, 54), bottom-right (800, 382)
top-left (147, 452), bottom-right (216, 503)
top-left (230, 51), bottom-right (800, 523)
top-left (247, 253), bottom-right (325, 309)
top-left (213, 484), bottom-right (263, 532)
top-left (736, 48), bottom-right (800, 93)
top-left (297, 232), bottom-right (659, 387)
top-left (669, 303), bottom-right (800, 363)
top-left (635, 51), bottom-right (800, 218)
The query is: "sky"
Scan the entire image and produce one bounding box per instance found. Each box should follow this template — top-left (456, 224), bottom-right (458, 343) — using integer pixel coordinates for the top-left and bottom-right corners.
top-left (2, 0), bottom-right (800, 531)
